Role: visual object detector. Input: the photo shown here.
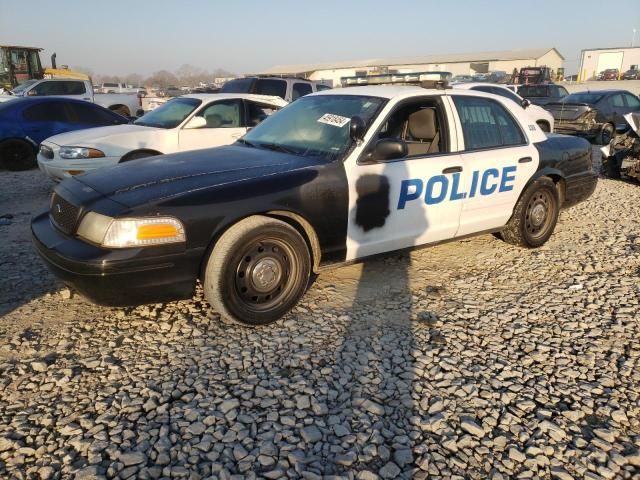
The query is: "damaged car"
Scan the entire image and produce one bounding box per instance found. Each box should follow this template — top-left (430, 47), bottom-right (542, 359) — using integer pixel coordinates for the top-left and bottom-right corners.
top-left (545, 90), bottom-right (640, 145)
top-left (601, 112), bottom-right (640, 182)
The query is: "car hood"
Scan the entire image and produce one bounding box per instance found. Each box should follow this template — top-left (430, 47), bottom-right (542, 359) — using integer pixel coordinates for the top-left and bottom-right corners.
top-left (73, 145), bottom-right (329, 208)
top-left (45, 124), bottom-right (160, 147)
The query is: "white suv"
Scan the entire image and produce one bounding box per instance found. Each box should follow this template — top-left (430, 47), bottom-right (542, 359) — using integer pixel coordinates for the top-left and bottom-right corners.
top-left (220, 76), bottom-right (330, 102)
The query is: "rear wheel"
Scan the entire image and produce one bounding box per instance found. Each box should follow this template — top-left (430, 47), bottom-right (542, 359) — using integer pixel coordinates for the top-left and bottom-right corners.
top-left (204, 216), bottom-right (311, 326)
top-left (0, 140), bottom-right (36, 171)
top-left (500, 177), bottom-right (559, 248)
top-left (597, 123), bottom-right (615, 145)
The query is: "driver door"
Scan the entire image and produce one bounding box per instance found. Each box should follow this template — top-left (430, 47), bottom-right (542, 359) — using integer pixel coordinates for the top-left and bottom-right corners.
top-left (344, 97), bottom-right (464, 261)
top-left (178, 99), bottom-right (246, 151)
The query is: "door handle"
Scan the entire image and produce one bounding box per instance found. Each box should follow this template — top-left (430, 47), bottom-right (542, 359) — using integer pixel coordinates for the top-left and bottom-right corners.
top-left (442, 166), bottom-right (462, 174)
top-left (518, 157), bottom-right (532, 163)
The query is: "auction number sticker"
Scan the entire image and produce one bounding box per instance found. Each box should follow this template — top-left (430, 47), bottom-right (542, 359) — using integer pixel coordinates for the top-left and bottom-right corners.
top-left (318, 113), bottom-right (350, 128)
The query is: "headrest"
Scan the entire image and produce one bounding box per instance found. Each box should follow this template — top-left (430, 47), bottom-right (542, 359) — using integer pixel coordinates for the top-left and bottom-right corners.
top-left (408, 108), bottom-right (436, 140)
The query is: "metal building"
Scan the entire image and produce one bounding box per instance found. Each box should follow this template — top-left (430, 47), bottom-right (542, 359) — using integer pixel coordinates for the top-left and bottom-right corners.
top-left (579, 47), bottom-right (640, 80)
top-left (256, 48), bottom-right (564, 86)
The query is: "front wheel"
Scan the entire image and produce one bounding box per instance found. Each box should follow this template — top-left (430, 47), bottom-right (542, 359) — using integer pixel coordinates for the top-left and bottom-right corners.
top-left (500, 177), bottom-right (559, 248)
top-left (0, 140), bottom-right (36, 171)
top-left (203, 216), bottom-right (311, 326)
top-left (597, 123), bottom-right (615, 146)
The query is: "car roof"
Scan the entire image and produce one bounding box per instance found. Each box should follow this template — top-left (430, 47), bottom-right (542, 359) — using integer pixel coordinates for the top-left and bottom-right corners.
top-left (568, 89), bottom-right (625, 95)
top-left (1, 96), bottom-right (105, 107)
top-left (180, 93), bottom-right (288, 106)
top-left (308, 85), bottom-right (510, 101)
top-left (453, 82), bottom-right (512, 89)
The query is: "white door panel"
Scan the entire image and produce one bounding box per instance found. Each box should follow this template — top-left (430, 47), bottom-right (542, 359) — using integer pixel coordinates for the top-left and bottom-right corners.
top-left (456, 145), bottom-right (539, 236)
top-left (178, 127), bottom-right (246, 151)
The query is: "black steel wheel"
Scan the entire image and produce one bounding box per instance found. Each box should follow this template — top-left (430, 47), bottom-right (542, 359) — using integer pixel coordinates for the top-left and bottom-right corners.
top-left (0, 139), bottom-right (36, 171)
top-left (500, 177), bottom-right (559, 248)
top-left (597, 123), bottom-right (615, 146)
top-left (204, 216), bottom-right (311, 325)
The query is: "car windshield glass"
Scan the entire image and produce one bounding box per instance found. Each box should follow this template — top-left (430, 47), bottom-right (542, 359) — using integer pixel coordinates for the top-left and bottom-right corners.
top-left (561, 92), bottom-right (605, 104)
top-left (243, 94), bottom-right (385, 160)
top-left (12, 79), bottom-right (38, 94)
top-left (518, 86), bottom-right (548, 97)
top-left (134, 97), bottom-right (201, 128)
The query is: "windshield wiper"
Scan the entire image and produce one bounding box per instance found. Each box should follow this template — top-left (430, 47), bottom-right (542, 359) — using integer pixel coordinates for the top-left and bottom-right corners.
top-left (256, 142), bottom-right (299, 155)
top-left (236, 138), bottom-right (257, 148)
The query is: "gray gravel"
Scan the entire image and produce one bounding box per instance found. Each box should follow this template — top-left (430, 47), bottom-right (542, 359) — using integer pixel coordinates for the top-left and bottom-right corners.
top-left (0, 156), bottom-right (639, 479)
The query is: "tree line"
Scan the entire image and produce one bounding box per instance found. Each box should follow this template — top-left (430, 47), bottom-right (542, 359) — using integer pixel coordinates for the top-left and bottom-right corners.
top-left (73, 64), bottom-right (236, 87)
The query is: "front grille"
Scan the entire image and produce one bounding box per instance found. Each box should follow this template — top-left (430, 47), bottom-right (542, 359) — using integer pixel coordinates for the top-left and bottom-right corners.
top-left (50, 193), bottom-right (81, 235)
top-left (39, 145), bottom-right (54, 160)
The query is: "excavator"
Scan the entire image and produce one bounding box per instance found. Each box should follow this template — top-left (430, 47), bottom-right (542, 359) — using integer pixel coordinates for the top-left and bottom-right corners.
top-left (0, 45), bottom-right (89, 91)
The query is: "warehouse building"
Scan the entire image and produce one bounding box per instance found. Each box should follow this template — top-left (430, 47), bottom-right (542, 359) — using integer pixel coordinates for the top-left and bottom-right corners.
top-left (257, 48), bottom-right (564, 86)
top-left (579, 46), bottom-right (640, 80)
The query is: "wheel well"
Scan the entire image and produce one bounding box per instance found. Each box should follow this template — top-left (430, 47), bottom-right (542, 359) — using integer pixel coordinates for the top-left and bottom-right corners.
top-left (545, 174), bottom-right (566, 206)
top-left (109, 104), bottom-right (130, 114)
top-left (536, 120), bottom-right (550, 132)
top-left (120, 149), bottom-right (163, 162)
top-left (197, 212), bottom-right (321, 281)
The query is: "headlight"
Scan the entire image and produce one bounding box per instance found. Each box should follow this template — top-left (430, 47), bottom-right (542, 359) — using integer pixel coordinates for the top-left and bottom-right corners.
top-left (59, 147), bottom-right (105, 159)
top-left (77, 212), bottom-right (186, 248)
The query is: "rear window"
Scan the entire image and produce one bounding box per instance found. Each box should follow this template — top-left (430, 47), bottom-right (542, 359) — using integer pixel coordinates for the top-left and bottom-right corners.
top-left (315, 84), bottom-right (331, 91)
top-left (255, 79), bottom-right (287, 99)
top-left (518, 85), bottom-right (548, 97)
top-left (220, 78), bottom-right (254, 93)
top-left (561, 92), bottom-right (605, 104)
top-left (292, 82), bottom-right (312, 100)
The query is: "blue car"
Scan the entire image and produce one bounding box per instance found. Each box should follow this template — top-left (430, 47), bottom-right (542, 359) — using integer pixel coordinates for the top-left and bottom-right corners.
top-left (0, 97), bottom-right (128, 171)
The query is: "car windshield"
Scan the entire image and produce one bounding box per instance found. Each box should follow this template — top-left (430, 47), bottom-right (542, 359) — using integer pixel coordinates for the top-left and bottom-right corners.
top-left (518, 86), bottom-right (548, 97)
top-left (560, 92), bottom-right (605, 105)
top-left (134, 97), bottom-right (201, 128)
top-left (242, 94), bottom-right (385, 160)
top-left (11, 79), bottom-right (38, 95)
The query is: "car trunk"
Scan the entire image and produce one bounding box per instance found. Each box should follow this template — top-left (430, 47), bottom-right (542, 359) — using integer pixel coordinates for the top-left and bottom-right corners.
top-left (545, 103), bottom-right (592, 122)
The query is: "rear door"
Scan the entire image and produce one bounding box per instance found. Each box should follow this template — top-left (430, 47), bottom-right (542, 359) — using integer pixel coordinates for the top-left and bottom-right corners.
top-left (450, 94), bottom-right (539, 236)
top-left (178, 99), bottom-right (246, 151)
top-left (64, 102), bottom-right (126, 130)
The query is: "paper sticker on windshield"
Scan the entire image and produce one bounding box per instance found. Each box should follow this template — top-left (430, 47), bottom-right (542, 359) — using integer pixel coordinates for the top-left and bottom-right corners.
top-left (318, 113), bottom-right (350, 128)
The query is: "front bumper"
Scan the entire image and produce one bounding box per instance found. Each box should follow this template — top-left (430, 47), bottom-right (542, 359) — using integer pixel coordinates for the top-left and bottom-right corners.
top-left (37, 154), bottom-right (120, 182)
top-left (31, 211), bottom-right (204, 306)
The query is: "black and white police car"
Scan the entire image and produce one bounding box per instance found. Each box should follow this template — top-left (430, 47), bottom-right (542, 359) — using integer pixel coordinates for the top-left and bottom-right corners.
top-left (32, 74), bottom-right (597, 325)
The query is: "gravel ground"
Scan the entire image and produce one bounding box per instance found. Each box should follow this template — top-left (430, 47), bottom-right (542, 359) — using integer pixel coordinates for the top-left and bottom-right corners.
top-left (0, 155), bottom-right (639, 480)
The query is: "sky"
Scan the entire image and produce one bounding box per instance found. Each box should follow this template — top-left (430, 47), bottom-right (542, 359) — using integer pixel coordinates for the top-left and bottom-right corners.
top-left (1, 0), bottom-right (639, 76)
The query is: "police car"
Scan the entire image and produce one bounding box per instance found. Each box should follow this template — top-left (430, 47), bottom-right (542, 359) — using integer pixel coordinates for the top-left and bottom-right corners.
top-left (32, 74), bottom-right (597, 325)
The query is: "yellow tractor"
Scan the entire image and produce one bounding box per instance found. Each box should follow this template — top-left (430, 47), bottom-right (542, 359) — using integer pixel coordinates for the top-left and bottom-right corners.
top-left (0, 46), bottom-right (88, 91)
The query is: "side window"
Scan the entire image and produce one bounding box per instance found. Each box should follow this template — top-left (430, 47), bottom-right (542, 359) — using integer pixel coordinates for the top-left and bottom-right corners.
top-left (453, 96), bottom-right (525, 150)
top-left (65, 103), bottom-right (123, 125)
top-left (31, 81), bottom-right (64, 95)
top-left (23, 102), bottom-right (68, 122)
top-left (292, 82), bottom-right (312, 100)
top-left (556, 86), bottom-right (569, 97)
top-left (195, 100), bottom-right (242, 128)
top-left (246, 102), bottom-right (279, 127)
top-left (623, 94), bottom-right (640, 109)
top-left (255, 79), bottom-right (287, 99)
top-left (370, 100), bottom-right (446, 159)
top-left (610, 94), bottom-right (625, 108)
top-left (315, 84), bottom-right (331, 91)
top-left (63, 81), bottom-right (86, 95)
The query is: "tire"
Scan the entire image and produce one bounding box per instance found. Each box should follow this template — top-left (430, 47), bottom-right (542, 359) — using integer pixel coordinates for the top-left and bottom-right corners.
top-left (110, 105), bottom-right (130, 117)
top-left (597, 123), bottom-right (615, 146)
top-left (0, 139), bottom-right (36, 171)
top-left (500, 177), bottom-right (559, 248)
top-left (203, 216), bottom-right (311, 326)
top-left (602, 152), bottom-right (622, 179)
top-left (537, 121), bottom-right (551, 133)
top-left (120, 150), bottom-right (159, 162)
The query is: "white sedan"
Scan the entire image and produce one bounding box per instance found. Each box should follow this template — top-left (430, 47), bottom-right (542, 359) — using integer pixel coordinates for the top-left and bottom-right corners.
top-left (37, 93), bottom-right (287, 181)
top-left (453, 83), bottom-right (555, 133)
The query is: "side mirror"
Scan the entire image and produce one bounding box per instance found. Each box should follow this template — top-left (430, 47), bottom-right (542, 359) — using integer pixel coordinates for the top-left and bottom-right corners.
top-left (367, 138), bottom-right (408, 162)
top-left (350, 116), bottom-right (366, 142)
top-left (521, 98), bottom-right (531, 109)
top-left (184, 116), bottom-right (207, 129)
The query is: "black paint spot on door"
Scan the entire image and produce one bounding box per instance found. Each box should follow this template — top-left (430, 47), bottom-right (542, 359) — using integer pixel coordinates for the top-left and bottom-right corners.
top-left (355, 174), bottom-right (390, 232)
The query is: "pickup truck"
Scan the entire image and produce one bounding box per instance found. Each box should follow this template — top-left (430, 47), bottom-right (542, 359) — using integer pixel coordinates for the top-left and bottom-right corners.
top-left (0, 79), bottom-right (142, 117)
top-left (32, 83), bottom-right (597, 326)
